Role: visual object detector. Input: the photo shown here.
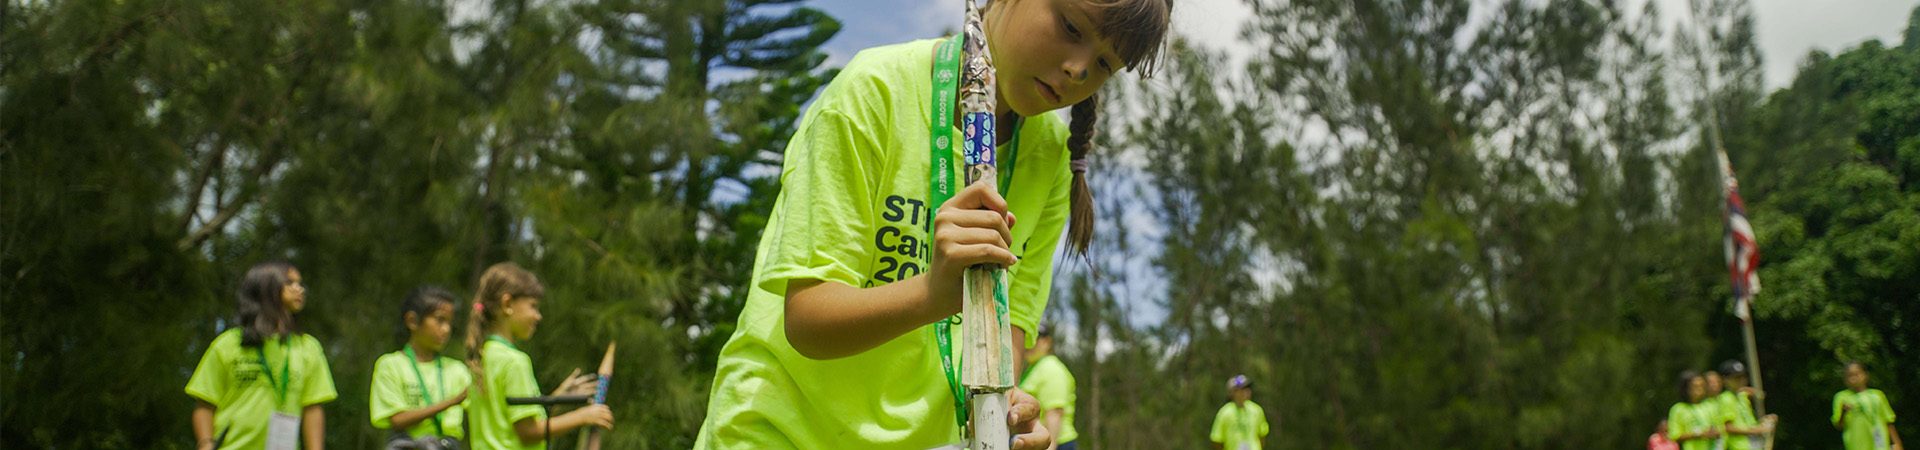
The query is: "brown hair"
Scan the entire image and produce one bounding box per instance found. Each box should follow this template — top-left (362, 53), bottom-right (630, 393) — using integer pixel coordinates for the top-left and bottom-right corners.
top-left (1062, 0), bottom-right (1172, 255)
top-left (235, 261), bottom-right (299, 347)
top-left (465, 262), bottom-right (545, 392)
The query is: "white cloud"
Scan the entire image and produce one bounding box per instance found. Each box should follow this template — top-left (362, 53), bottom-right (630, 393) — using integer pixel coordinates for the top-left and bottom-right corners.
top-left (1650, 0), bottom-right (1912, 88)
top-left (1746, 0), bottom-right (1912, 88)
top-left (1172, 0), bottom-right (1256, 70)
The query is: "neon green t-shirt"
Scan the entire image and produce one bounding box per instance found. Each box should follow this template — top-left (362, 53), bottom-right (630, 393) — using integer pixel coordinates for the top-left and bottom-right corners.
top-left (369, 349), bottom-right (473, 439)
top-left (1667, 401), bottom-right (1722, 450)
top-left (185, 329), bottom-right (339, 450)
top-left (1017, 354), bottom-right (1078, 444)
top-left (1833, 389), bottom-right (1897, 450)
top-left (694, 38), bottom-right (1073, 449)
top-left (1209, 401), bottom-right (1269, 450)
top-left (1714, 391), bottom-right (1759, 450)
top-left (468, 339), bottom-right (548, 450)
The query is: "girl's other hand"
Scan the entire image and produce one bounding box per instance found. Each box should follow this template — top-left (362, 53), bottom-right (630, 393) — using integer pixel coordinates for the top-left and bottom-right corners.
top-left (1007, 388), bottom-right (1053, 450)
top-left (553, 369), bottom-right (597, 396)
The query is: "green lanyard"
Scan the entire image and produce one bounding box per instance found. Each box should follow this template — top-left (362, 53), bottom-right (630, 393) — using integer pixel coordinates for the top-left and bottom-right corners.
top-left (256, 342), bottom-right (292, 409)
top-left (926, 34), bottom-right (1021, 432)
top-left (403, 345), bottom-right (447, 436)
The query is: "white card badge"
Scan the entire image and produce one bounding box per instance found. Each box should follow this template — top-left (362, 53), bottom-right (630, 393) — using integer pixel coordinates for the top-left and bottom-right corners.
top-left (1873, 427), bottom-right (1888, 450)
top-left (267, 412), bottom-right (300, 450)
top-left (1238, 443), bottom-right (1252, 450)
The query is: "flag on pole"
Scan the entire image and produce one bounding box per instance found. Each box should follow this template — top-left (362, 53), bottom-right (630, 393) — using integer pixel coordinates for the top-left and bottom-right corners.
top-left (1719, 151), bottom-right (1761, 319)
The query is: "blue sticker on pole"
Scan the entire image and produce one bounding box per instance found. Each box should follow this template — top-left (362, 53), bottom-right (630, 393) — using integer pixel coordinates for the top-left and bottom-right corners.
top-left (962, 112), bottom-right (995, 166)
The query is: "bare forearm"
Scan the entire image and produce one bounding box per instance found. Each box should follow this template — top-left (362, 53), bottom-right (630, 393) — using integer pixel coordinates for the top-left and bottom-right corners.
top-left (1045, 409), bottom-right (1064, 450)
top-left (192, 402), bottom-right (217, 449)
top-left (514, 417), bottom-right (557, 444)
top-left (514, 409), bottom-right (592, 444)
top-left (302, 405), bottom-right (325, 450)
top-left (784, 277), bottom-right (952, 359)
top-left (386, 396), bottom-right (462, 431)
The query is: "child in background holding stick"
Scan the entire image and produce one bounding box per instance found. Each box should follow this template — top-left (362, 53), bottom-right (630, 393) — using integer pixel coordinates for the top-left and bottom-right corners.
top-left (463, 262), bottom-right (612, 450)
top-left (370, 286), bottom-right (471, 449)
top-left (693, 0), bottom-right (1173, 447)
top-left (188, 261), bottom-right (338, 450)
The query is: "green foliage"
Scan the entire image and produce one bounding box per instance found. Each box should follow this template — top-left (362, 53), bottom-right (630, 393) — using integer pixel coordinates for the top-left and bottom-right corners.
top-left (1729, 24), bottom-right (1920, 448)
top-left (1051, 1), bottom-right (1912, 449)
top-left (3, 0), bottom-right (832, 447)
top-left (4, 0), bottom-right (1916, 448)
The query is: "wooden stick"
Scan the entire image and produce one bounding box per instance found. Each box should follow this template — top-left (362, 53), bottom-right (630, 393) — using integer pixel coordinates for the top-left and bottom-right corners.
top-left (578, 342), bottom-right (616, 450)
top-left (956, 1), bottom-right (1014, 448)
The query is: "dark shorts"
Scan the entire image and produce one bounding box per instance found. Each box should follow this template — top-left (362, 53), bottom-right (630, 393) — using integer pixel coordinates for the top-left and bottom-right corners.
top-left (1058, 441), bottom-right (1078, 450)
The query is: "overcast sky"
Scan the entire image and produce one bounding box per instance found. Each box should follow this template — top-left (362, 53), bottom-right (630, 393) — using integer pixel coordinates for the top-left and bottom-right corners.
top-left (812, 0), bottom-right (1917, 89)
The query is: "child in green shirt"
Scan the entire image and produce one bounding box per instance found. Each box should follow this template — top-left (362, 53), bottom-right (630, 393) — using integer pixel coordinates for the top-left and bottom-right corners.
top-left (1668, 371), bottom-right (1722, 450)
top-left (370, 286), bottom-right (472, 448)
top-left (1018, 324), bottom-right (1078, 450)
top-left (187, 262), bottom-right (338, 450)
top-left (693, 0), bottom-right (1174, 448)
top-left (1210, 375), bottom-right (1270, 450)
top-left (463, 262), bottom-right (611, 450)
top-left (1833, 361), bottom-right (1902, 450)
top-left (1714, 360), bottom-right (1775, 450)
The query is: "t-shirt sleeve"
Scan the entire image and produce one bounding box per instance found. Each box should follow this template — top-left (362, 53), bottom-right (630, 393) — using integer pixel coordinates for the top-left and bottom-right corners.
top-left (184, 336), bottom-right (231, 405)
top-left (1010, 160), bottom-right (1072, 348)
top-left (1878, 392), bottom-right (1895, 423)
top-left (369, 356), bottom-right (406, 429)
top-left (1669, 405), bottom-right (1689, 437)
top-left (300, 338), bottom-right (339, 406)
top-left (1032, 365), bottom-right (1070, 413)
top-left (754, 108), bottom-right (881, 295)
top-left (1210, 406), bottom-right (1229, 443)
top-left (499, 354), bottom-right (547, 423)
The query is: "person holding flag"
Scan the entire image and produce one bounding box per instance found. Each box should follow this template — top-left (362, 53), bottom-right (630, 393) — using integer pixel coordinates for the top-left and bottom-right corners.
top-left (1714, 361), bottom-right (1776, 450)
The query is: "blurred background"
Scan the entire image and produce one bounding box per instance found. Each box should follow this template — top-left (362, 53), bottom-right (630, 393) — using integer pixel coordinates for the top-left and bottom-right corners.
top-left (3, 0), bottom-right (1916, 448)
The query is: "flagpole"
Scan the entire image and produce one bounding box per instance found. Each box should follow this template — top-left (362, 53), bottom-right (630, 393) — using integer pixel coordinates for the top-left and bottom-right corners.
top-left (1686, 3), bottom-right (1771, 447)
top-left (1739, 298), bottom-right (1766, 415)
